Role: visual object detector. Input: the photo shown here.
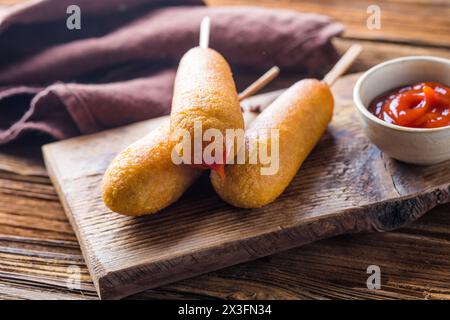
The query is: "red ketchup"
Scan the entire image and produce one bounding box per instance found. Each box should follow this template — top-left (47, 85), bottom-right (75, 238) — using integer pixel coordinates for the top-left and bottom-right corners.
top-left (189, 147), bottom-right (227, 180)
top-left (192, 162), bottom-right (225, 180)
top-left (369, 82), bottom-right (450, 128)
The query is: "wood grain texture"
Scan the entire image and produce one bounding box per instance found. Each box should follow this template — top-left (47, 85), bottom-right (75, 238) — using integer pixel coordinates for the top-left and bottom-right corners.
top-left (207, 0), bottom-right (450, 48)
top-left (1, 0), bottom-right (450, 301)
top-left (42, 73), bottom-right (450, 299)
top-left (1, 185), bottom-right (450, 300)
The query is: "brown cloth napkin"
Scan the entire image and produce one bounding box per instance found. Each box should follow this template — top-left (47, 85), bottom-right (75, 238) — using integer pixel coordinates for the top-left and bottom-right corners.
top-left (0, 0), bottom-right (344, 144)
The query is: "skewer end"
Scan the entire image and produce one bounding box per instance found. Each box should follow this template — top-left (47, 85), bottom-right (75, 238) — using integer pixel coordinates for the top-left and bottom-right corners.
top-left (238, 65), bottom-right (280, 102)
top-left (199, 16), bottom-right (211, 49)
top-left (322, 44), bottom-right (363, 87)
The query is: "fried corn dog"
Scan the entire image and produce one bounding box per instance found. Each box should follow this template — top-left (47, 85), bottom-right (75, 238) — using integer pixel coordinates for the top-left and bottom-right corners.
top-left (102, 122), bottom-right (203, 216)
top-left (102, 47), bottom-right (241, 216)
top-left (102, 63), bottom-right (277, 216)
top-left (170, 47), bottom-right (244, 176)
top-left (211, 79), bottom-right (334, 208)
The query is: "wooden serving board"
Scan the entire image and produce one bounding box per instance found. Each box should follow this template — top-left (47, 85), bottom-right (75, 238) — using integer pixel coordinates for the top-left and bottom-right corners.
top-left (42, 73), bottom-right (450, 299)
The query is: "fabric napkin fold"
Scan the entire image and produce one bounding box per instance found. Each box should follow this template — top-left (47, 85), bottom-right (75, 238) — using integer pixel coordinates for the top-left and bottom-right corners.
top-left (0, 0), bottom-right (344, 144)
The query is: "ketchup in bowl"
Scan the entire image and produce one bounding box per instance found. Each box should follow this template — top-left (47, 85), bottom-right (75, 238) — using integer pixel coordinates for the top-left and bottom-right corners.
top-left (369, 82), bottom-right (450, 128)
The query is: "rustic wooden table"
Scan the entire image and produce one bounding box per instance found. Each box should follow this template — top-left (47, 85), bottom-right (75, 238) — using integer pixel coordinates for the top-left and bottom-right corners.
top-left (0, 0), bottom-right (449, 300)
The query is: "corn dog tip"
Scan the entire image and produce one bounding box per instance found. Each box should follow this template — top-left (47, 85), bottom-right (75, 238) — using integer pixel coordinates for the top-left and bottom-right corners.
top-left (211, 79), bottom-right (334, 209)
top-left (102, 123), bottom-right (202, 216)
top-left (170, 46), bottom-right (244, 172)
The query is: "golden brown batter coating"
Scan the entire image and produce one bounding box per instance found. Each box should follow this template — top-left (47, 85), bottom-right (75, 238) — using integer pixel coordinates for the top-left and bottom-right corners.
top-left (102, 48), bottom-right (244, 215)
top-left (170, 47), bottom-right (244, 157)
top-left (211, 79), bottom-right (334, 208)
top-left (102, 122), bottom-right (203, 216)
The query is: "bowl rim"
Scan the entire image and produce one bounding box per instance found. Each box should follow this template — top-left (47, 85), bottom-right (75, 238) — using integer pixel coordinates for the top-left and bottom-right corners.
top-left (353, 55), bottom-right (450, 133)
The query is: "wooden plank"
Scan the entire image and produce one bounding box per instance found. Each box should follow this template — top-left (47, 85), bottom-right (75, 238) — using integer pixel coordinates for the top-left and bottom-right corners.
top-left (0, 0), bottom-right (22, 5)
top-left (1, 202), bottom-right (450, 300)
top-left (234, 39), bottom-right (450, 97)
top-left (1, 159), bottom-right (450, 299)
top-left (333, 38), bottom-right (450, 74)
top-left (42, 73), bottom-right (450, 299)
top-left (207, 0), bottom-right (450, 48)
top-left (0, 144), bottom-right (47, 177)
top-left (144, 204), bottom-right (450, 300)
top-left (1, 0), bottom-right (450, 301)
top-left (3, 0), bottom-right (450, 49)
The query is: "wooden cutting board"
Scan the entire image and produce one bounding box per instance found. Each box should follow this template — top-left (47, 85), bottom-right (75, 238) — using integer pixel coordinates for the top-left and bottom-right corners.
top-left (42, 73), bottom-right (450, 299)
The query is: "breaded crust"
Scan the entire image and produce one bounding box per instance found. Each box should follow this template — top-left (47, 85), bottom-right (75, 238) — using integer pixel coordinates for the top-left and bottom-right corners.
top-left (211, 79), bottom-right (334, 208)
top-left (102, 122), bottom-right (203, 216)
top-left (171, 47), bottom-right (244, 141)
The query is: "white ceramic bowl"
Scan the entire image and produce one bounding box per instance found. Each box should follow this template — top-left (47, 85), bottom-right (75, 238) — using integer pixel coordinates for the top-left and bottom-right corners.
top-left (353, 56), bottom-right (450, 165)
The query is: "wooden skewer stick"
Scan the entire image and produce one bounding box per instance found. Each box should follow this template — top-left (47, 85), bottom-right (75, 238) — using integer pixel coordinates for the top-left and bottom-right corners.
top-left (238, 66), bottom-right (280, 101)
top-left (322, 44), bottom-right (362, 86)
top-left (198, 16), bottom-right (280, 101)
top-left (199, 16), bottom-right (211, 49)
top-left (243, 45), bottom-right (362, 114)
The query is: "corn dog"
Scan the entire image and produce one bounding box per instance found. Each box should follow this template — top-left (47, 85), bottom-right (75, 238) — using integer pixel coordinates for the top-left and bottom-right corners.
top-left (102, 122), bottom-right (203, 216)
top-left (170, 47), bottom-right (244, 176)
top-left (210, 79), bottom-right (334, 208)
top-left (102, 44), bottom-right (359, 215)
top-left (102, 66), bottom-right (277, 216)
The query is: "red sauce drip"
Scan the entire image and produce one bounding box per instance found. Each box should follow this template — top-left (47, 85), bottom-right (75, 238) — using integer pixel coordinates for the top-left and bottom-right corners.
top-left (369, 82), bottom-right (450, 128)
top-left (189, 148), bottom-right (227, 180)
top-left (190, 162), bottom-right (225, 180)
